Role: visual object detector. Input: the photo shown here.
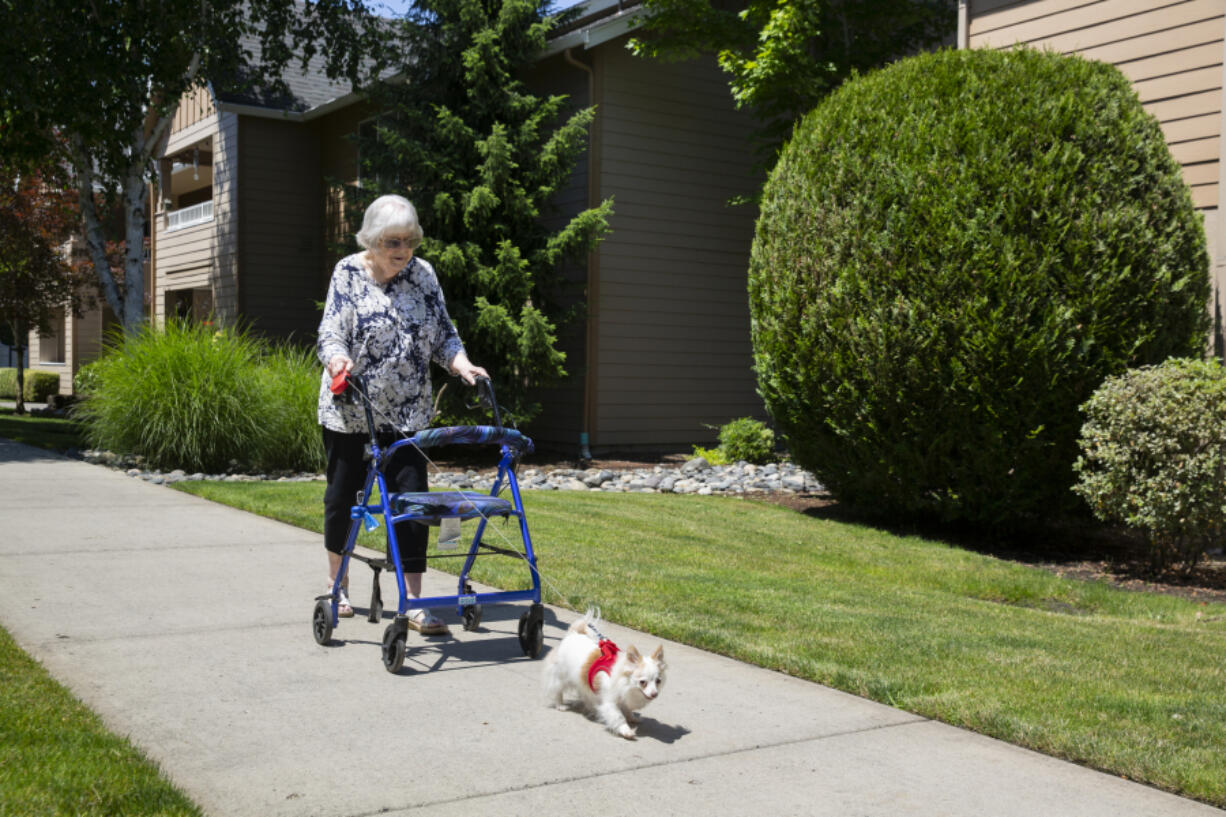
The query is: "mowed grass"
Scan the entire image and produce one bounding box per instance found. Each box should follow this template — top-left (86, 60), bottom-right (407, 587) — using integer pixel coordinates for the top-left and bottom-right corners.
top-left (0, 407), bottom-right (87, 452)
top-left (175, 480), bottom-right (1226, 807)
top-left (0, 626), bottom-right (202, 817)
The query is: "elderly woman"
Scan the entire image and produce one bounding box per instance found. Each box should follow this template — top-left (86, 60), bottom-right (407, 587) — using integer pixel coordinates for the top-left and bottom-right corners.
top-left (317, 194), bottom-right (487, 634)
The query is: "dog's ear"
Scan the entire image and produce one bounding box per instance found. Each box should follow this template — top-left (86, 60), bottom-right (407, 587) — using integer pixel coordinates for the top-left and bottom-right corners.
top-left (625, 645), bottom-right (642, 664)
top-left (650, 644), bottom-right (664, 662)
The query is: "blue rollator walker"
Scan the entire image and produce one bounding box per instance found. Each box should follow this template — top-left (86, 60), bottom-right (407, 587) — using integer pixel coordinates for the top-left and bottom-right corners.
top-left (311, 373), bottom-right (545, 673)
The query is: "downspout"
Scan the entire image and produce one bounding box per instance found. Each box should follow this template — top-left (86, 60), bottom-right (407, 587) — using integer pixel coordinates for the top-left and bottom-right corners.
top-left (1215, 26), bottom-right (1226, 360)
top-left (957, 0), bottom-right (968, 50)
top-left (565, 46), bottom-right (598, 462)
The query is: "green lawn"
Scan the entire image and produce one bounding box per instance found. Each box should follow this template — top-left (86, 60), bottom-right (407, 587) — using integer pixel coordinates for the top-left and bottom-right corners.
top-left (0, 626), bottom-right (202, 817)
top-left (1, 414), bottom-right (201, 816)
top-left (3, 404), bottom-right (1224, 808)
top-left (0, 407), bottom-right (87, 452)
top-left (176, 480), bottom-right (1226, 807)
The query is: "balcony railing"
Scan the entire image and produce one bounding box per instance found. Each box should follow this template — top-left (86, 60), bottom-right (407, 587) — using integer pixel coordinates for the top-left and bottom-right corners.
top-left (166, 200), bottom-right (213, 232)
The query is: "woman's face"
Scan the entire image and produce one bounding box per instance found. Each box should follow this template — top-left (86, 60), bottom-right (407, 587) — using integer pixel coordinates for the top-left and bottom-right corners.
top-left (369, 233), bottom-right (415, 281)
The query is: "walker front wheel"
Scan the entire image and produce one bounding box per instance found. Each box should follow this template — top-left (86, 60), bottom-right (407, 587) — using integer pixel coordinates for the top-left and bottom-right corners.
top-left (312, 599), bottom-right (334, 645)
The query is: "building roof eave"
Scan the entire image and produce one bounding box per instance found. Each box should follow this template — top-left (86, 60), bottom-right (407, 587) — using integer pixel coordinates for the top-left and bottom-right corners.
top-left (541, 0), bottom-right (645, 58)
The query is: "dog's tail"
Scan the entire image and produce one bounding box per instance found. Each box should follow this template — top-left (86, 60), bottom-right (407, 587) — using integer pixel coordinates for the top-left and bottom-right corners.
top-left (569, 606), bottom-right (602, 638)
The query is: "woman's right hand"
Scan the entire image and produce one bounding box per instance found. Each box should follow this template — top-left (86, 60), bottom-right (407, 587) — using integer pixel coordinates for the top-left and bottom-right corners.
top-left (327, 355), bottom-right (353, 378)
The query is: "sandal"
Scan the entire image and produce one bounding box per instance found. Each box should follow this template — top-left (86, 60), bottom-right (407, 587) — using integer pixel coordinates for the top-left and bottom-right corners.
top-left (328, 581), bottom-right (354, 618)
top-left (407, 608), bottom-right (449, 635)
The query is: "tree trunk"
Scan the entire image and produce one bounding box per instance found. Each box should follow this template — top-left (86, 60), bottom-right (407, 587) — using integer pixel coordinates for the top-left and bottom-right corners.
top-left (74, 158), bottom-right (127, 326)
top-left (13, 340), bottom-right (25, 416)
top-left (122, 165), bottom-right (149, 333)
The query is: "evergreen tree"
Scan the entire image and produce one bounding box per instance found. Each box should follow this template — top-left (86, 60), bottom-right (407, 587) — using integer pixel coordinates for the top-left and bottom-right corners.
top-left (354, 0), bottom-right (613, 425)
top-left (629, 0), bottom-right (955, 169)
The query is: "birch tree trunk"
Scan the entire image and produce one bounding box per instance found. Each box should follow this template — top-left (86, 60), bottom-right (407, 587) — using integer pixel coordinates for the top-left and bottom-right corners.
top-left (72, 110), bottom-right (176, 334)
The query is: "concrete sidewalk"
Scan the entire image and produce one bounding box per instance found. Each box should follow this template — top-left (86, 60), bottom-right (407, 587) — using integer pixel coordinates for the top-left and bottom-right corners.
top-left (0, 437), bottom-right (1221, 817)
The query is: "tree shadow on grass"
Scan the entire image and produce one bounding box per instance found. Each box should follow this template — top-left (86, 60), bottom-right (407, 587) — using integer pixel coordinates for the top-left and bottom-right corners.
top-left (756, 490), bottom-right (1226, 604)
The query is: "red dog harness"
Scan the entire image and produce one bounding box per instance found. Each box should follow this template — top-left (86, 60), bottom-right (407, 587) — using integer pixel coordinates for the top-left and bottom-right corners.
top-left (587, 638), bottom-right (620, 692)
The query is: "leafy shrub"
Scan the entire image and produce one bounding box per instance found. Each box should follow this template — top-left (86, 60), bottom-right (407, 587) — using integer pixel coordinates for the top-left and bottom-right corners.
top-left (73, 361), bottom-right (102, 396)
top-left (1073, 359), bottom-right (1226, 570)
top-left (0, 369), bottom-right (61, 402)
top-left (690, 444), bottom-right (728, 466)
top-left (718, 417), bottom-right (775, 464)
top-left (24, 371), bottom-right (60, 402)
top-left (748, 47), bottom-right (1210, 526)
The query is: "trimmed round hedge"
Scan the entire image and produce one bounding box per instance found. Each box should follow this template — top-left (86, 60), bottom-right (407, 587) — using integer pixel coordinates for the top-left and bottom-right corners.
top-left (749, 47), bottom-right (1210, 526)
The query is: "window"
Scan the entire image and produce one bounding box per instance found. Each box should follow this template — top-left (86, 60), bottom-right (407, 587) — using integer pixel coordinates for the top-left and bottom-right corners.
top-left (38, 308), bottom-right (66, 364)
top-left (167, 288), bottom-right (215, 325)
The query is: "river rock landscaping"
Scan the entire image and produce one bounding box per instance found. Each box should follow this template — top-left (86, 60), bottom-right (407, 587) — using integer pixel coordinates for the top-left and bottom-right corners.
top-left (78, 448), bottom-right (823, 495)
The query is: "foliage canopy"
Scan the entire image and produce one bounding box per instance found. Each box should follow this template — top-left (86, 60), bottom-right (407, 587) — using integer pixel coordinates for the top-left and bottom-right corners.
top-left (629, 0), bottom-right (955, 165)
top-left (0, 0), bottom-right (387, 331)
top-left (0, 160), bottom-right (90, 413)
top-left (352, 0), bottom-right (612, 425)
top-left (748, 48), bottom-right (1210, 527)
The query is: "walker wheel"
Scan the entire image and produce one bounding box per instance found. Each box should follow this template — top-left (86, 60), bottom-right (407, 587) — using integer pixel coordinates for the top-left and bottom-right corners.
top-left (382, 624), bottom-right (407, 673)
top-left (462, 605), bottom-right (482, 631)
top-left (518, 605), bottom-right (544, 659)
top-left (312, 599), bottom-right (334, 645)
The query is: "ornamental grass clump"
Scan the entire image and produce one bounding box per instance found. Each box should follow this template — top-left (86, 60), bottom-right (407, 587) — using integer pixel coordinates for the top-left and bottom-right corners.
top-left (749, 47), bottom-right (1210, 527)
top-left (251, 345), bottom-right (326, 473)
top-left (76, 322), bottom-right (265, 473)
top-left (78, 323), bottom-right (326, 473)
top-left (1073, 358), bottom-right (1226, 571)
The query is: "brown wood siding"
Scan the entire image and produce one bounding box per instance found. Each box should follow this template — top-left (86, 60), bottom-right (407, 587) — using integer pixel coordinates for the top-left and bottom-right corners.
top-left (969, 0), bottom-right (1223, 211)
top-left (236, 116), bottom-right (323, 342)
top-left (170, 85), bottom-right (215, 134)
top-left (520, 53), bottom-right (592, 451)
top-left (153, 110), bottom-right (239, 327)
top-left (589, 42), bottom-right (765, 451)
top-left (316, 101), bottom-right (375, 292)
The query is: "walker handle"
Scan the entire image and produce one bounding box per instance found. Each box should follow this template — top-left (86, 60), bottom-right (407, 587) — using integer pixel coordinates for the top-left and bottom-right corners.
top-left (475, 375), bottom-right (502, 429)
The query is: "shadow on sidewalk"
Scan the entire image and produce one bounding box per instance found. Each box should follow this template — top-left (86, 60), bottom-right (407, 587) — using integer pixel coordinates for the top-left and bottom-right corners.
top-left (0, 438), bottom-right (72, 465)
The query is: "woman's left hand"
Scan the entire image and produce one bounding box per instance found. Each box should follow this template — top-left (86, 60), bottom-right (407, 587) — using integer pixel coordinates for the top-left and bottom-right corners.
top-left (449, 352), bottom-right (489, 385)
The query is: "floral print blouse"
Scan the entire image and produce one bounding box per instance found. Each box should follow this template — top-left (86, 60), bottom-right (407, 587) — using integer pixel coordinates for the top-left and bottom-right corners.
top-left (316, 253), bottom-right (466, 434)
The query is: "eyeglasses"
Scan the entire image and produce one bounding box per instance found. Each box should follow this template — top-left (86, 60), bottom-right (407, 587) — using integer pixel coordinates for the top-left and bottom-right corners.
top-left (379, 237), bottom-right (419, 251)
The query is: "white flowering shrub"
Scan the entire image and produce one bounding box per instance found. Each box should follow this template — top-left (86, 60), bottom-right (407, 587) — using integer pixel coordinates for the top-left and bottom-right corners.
top-left (1073, 359), bottom-right (1226, 570)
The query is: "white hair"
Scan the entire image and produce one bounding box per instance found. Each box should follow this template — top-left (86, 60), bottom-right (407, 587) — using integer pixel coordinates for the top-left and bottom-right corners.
top-left (355, 194), bottom-right (423, 250)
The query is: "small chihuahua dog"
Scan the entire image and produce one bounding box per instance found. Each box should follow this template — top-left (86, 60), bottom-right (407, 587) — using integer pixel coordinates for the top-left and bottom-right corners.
top-left (542, 609), bottom-right (666, 739)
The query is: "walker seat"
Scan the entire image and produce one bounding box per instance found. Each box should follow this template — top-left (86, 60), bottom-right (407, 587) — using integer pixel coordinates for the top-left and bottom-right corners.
top-left (389, 491), bottom-right (514, 524)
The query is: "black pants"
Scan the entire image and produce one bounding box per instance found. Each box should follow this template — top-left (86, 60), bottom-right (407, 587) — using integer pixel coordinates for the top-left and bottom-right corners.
top-left (322, 427), bottom-right (429, 573)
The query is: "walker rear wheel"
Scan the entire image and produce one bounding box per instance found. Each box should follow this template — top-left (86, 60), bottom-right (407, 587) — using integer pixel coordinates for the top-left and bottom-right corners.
top-left (382, 624), bottom-right (407, 673)
top-left (312, 599), bottom-right (334, 645)
top-left (518, 605), bottom-right (544, 659)
top-left (462, 605), bottom-right (482, 631)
